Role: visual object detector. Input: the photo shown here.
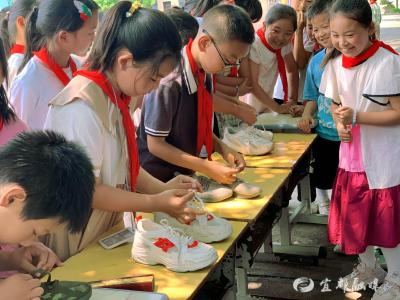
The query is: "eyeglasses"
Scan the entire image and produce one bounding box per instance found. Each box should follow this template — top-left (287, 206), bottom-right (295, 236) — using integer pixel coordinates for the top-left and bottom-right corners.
top-left (202, 29), bottom-right (241, 69)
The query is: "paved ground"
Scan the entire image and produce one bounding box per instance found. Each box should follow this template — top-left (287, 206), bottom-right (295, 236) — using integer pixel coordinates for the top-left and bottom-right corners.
top-left (381, 14), bottom-right (400, 51)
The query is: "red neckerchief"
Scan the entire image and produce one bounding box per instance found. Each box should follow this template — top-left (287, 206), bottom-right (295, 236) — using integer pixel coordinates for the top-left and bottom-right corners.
top-left (34, 48), bottom-right (77, 86)
top-left (313, 43), bottom-right (321, 53)
top-left (342, 40), bottom-right (398, 68)
top-left (74, 70), bottom-right (139, 191)
top-left (230, 66), bottom-right (238, 77)
top-left (186, 39), bottom-right (213, 160)
top-left (256, 27), bottom-right (288, 102)
top-left (0, 118), bottom-right (3, 131)
top-left (10, 44), bottom-right (25, 55)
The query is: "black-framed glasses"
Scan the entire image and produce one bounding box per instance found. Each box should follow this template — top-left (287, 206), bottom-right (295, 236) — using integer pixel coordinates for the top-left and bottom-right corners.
top-left (202, 29), bottom-right (241, 68)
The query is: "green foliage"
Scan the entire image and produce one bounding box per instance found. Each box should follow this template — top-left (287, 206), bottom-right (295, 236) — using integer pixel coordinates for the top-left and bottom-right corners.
top-left (95, 0), bottom-right (156, 10)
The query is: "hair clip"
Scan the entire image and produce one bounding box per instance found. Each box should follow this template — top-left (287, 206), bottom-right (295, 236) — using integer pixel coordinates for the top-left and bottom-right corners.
top-left (73, 0), bottom-right (93, 22)
top-left (126, 1), bottom-right (142, 17)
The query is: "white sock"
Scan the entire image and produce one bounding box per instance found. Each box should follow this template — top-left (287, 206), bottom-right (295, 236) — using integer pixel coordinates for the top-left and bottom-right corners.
top-left (359, 246), bottom-right (377, 268)
top-left (381, 244), bottom-right (400, 276)
top-left (316, 189), bottom-right (330, 204)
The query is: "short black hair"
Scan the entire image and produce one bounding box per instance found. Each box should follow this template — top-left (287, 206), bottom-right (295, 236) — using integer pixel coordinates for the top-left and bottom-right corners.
top-left (0, 131), bottom-right (95, 233)
top-left (236, 0), bottom-right (263, 23)
top-left (308, 0), bottom-right (334, 20)
top-left (165, 7), bottom-right (199, 46)
top-left (0, 35), bottom-right (16, 125)
top-left (202, 4), bottom-right (255, 45)
top-left (265, 4), bottom-right (297, 33)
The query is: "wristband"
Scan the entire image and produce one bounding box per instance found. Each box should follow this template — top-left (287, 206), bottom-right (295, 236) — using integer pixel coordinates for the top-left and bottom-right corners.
top-left (352, 110), bottom-right (357, 125)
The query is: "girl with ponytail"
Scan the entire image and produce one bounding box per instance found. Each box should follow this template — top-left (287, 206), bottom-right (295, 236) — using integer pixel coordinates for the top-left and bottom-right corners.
top-left (10, 0), bottom-right (99, 130)
top-left (44, 1), bottom-right (200, 260)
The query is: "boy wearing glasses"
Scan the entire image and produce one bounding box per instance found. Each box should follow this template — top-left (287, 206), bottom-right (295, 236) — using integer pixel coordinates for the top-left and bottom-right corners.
top-left (137, 5), bottom-right (254, 185)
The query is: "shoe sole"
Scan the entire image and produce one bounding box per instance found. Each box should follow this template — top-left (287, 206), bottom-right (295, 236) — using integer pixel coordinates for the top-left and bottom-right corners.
top-left (234, 191), bottom-right (261, 199)
top-left (222, 137), bottom-right (273, 156)
top-left (133, 252), bottom-right (218, 273)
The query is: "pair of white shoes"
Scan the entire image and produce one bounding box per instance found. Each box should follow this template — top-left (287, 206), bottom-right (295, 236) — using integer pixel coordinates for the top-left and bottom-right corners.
top-left (132, 197), bottom-right (231, 272)
top-left (340, 261), bottom-right (400, 300)
top-left (194, 175), bottom-right (262, 203)
top-left (222, 126), bottom-right (273, 156)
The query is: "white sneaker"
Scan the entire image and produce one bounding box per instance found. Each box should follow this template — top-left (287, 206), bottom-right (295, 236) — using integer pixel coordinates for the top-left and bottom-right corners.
top-left (372, 272), bottom-right (400, 300)
top-left (155, 196), bottom-right (233, 243)
top-left (132, 219), bottom-right (218, 272)
top-left (222, 126), bottom-right (273, 156)
top-left (229, 178), bottom-right (261, 199)
top-left (339, 262), bottom-right (387, 292)
top-left (193, 175), bottom-right (233, 203)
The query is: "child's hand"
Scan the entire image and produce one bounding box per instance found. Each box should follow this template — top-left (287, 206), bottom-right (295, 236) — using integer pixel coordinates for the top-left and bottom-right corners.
top-left (234, 102), bottom-right (257, 125)
top-left (276, 102), bottom-right (292, 114)
top-left (337, 122), bottom-right (352, 142)
top-left (156, 190), bottom-right (198, 224)
top-left (289, 105), bottom-right (304, 117)
top-left (298, 115), bottom-right (314, 133)
top-left (203, 161), bottom-right (240, 184)
top-left (238, 78), bottom-right (252, 96)
top-left (165, 175), bottom-right (203, 192)
top-left (297, 10), bottom-right (306, 30)
top-left (0, 273), bottom-right (43, 300)
top-left (335, 106), bottom-right (354, 126)
top-left (10, 243), bottom-right (62, 273)
top-left (220, 145), bottom-right (246, 171)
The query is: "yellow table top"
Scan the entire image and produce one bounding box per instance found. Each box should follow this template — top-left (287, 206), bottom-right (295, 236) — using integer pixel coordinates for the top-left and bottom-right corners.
top-left (213, 133), bottom-right (316, 169)
top-left (51, 221), bottom-right (247, 300)
top-left (204, 167), bottom-right (290, 222)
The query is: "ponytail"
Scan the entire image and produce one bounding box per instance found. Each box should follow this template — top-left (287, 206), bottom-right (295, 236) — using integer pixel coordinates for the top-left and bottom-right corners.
top-left (0, 37), bottom-right (17, 126)
top-left (321, 48), bottom-right (341, 67)
top-left (87, 1), bottom-right (181, 74)
top-left (18, 6), bottom-right (41, 73)
top-left (0, 12), bottom-right (10, 57)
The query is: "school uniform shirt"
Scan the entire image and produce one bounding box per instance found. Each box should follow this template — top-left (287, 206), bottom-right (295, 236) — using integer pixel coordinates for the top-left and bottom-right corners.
top-left (303, 49), bottom-right (339, 142)
top-left (44, 75), bottom-right (131, 260)
top-left (137, 48), bottom-right (213, 182)
top-left (246, 35), bottom-right (293, 113)
top-left (320, 47), bottom-right (400, 189)
top-left (10, 55), bottom-right (81, 130)
top-left (7, 53), bottom-right (24, 88)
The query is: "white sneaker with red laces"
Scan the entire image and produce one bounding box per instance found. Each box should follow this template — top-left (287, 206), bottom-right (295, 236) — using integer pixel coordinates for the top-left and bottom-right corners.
top-left (132, 219), bottom-right (217, 272)
top-left (154, 195), bottom-right (233, 243)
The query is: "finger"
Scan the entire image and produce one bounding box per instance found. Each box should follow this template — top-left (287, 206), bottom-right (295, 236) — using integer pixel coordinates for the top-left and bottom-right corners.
top-left (173, 189), bottom-right (193, 197)
top-left (179, 191), bottom-right (195, 204)
top-left (27, 278), bottom-right (42, 289)
top-left (30, 287), bottom-right (44, 299)
top-left (36, 249), bottom-right (50, 270)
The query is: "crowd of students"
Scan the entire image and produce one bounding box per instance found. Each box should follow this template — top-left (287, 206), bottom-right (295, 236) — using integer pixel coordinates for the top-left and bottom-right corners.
top-left (0, 0), bottom-right (399, 299)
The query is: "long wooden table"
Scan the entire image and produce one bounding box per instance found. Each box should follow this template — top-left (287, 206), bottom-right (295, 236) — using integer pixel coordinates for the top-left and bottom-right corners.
top-left (52, 221), bottom-right (247, 300)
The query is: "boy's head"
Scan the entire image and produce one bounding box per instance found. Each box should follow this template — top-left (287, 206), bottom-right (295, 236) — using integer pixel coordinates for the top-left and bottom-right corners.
top-left (195, 4), bottom-right (254, 74)
top-left (308, 0), bottom-right (334, 49)
top-left (305, 14), bottom-right (315, 43)
top-left (264, 4), bottom-right (297, 50)
top-left (0, 131), bottom-right (95, 244)
top-left (165, 7), bottom-right (199, 46)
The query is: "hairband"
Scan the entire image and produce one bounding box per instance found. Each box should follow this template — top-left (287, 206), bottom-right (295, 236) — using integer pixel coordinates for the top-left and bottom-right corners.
top-left (126, 1), bottom-right (142, 17)
top-left (73, 0), bottom-right (93, 22)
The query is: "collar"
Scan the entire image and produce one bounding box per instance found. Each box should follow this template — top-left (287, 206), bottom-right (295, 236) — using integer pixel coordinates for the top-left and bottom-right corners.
top-left (182, 45), bottom-right (198, 95)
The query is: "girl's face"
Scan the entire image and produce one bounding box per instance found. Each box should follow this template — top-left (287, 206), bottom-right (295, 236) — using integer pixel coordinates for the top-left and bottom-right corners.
top-left (311, 13), bottom-right (332, 49)
top-left (330, 13), bottom-right (374, 57)
top-left (264, 19), bottom-right (295, 50)
top-left (114, 52), bottom-right (177, 97)
top-left (306, 19), bottom-right (315, 42)
top-left (70, 11), bottom-right (99, 57)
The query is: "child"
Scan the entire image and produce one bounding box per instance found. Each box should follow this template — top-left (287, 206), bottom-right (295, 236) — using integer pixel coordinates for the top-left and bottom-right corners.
top-left (137, 4), bottom-right (253, 184)
top-left (369, 0), bottom-right (381, 40)
top-left (298, 0), bottom-right (338, 215)
top-left (320, 0), bottom-right (400, 297)
top-left (2, 0), bottom-right (37, 86)
top-left (246, 4), bottom-right (299, 114)
top-left (44, 1), bottom-right (200, 260)
top-left (0, 36), bottom-right (27, 145)
top-left (165, 7), bottom-right (199, 46)
top-left (10, 0), bottom-right (99, 130)
top-left (0, 130), bottom-right (95, 299)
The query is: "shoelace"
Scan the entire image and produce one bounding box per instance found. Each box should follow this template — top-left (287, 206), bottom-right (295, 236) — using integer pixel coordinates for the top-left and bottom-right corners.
top-left (160, 219), bottom-right (194, 248)
top-left (195, 175), bottom-right (211, 191)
